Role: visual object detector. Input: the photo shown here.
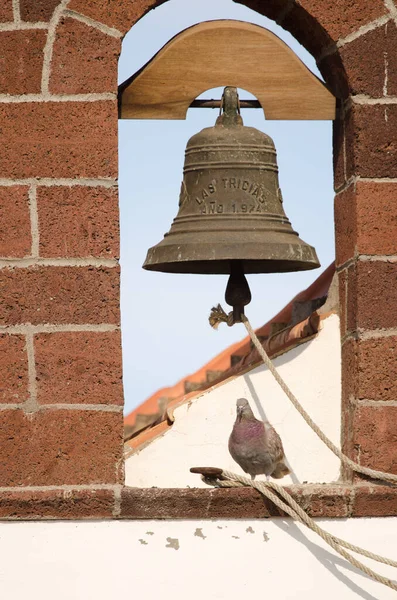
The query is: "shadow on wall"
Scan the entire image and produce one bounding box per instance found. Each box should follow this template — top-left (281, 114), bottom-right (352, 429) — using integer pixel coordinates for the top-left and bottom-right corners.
top-left (275, 520), bottom-right (381, 600)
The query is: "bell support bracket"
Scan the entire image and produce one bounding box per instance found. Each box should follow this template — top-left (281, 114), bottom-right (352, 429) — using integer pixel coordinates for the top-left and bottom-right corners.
top-left (119, 20), bottom-right (336, 121)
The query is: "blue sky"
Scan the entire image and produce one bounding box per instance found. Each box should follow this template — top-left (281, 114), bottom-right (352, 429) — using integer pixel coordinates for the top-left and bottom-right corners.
top-left (118, 0), bottom-right (334, 415)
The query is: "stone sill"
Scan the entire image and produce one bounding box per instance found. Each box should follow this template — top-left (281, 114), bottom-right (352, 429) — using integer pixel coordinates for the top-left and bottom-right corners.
top-left (0, 484), bottom-right (396, 520)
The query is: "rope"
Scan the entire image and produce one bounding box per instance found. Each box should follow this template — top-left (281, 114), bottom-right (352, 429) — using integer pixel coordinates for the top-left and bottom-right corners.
top-left (239, 314), bottom-right (397, 485)
top-left (198, 469), bottom-right (397, 592)
top-left (204, 306), bottom-right (397, 591)
top-left (209, 304), bottom-right (397, 484)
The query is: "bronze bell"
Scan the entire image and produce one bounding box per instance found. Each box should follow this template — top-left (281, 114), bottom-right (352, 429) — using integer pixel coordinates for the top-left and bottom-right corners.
top-left (143, 87), bottom-right (320, 275)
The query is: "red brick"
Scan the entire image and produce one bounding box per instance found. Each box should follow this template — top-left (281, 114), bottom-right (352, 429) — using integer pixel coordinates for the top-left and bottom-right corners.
top-left (0, 488), bottom-right (115, 519)
top-left (334, 184), bottom-right (356, 266)
top-left (345, 104), bottom-right (397, 179)
top-left (318, 53), bottom-right (349, 100)
top-left (35, 331), bottom-right (123, 405)
top-left (0, 186), bottom-right (31, 258)
top-left (0, 266), bottom-right (120, 325)
top-left (0, 2), bottom-right (13, 21)
top-left (355, 181), bottom-right (397, 256)
top-left (352, 406), bottom-right (397, 474)
top-left (234, 0), bottom-right (294, 21)
top-left (67, 0), bottom-right (166, 34)
top-left (341, 337), bottom-right (397, 477)
top-left (293, 0), bottom-right (387, 41)
top-left (0, 409), bottom-right (123, 485)
top-left (387, 21), bottom-right (397, 96)
top-left (345, 263), bottom-right (357, 334)
top-left (50, 17), bottom-right (120, 94)
top-left (347, 261), bottom-right (397, 330)
top-left (355, 336), bottom-right (397, 401)
top-left (37, 186), bottom-right (119, 258)
top-left (338, 268), bottom-right (347, 337)
top-left (0, 335), bottom-right (28, 404)
top-left (340, 416), bottom-right (355, 482)
top-left (343, 106), bottom-right (355, 182)
top-left (120, 487), bottom-right (284, 519)
top-left (353, 486), bottom-right (397, 517)
top-left (120, 485), bottom-right (351, 519)
top-left (0, 30), bottom-right (46, 94)
top-left (339, 23), bottom-right (390, 97)
top-left (0, 101), bottom-right (117, 179)
top-left (335, 181), bottom-right (397, 266)
top-left (341, 337), bottom-right (357, 399)
top-left (332, 113), bottom-right (345, 191)
top-left (295, 487), bottom-right (350, 517)
top-left (281, 5), bottom-right (332, 59)
top-left (340, 339), bottom-right (356, 480)
top-left (20, 0), bottom-right (60, 22)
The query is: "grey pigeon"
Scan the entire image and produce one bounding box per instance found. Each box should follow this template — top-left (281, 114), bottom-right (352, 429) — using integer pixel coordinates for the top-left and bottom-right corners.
top-left (228, 398), bottom-right (290, 480)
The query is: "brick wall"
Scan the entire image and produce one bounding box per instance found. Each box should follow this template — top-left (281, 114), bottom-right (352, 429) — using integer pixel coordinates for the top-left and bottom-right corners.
top-left (0, 0), bottom-right (129, 517)
top-left (0, 0), bottom-right (396, 518)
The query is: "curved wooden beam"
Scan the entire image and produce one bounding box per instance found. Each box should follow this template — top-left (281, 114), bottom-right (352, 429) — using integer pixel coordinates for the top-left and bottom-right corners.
top-left (119, 20), bottom-right (335, 121)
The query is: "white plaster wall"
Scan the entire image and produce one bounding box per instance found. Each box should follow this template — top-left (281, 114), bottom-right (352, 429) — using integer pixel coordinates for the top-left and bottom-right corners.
top-left (126, 314), bottom-right (341, 487)
top-left (0, 518), bottom-right (396, 600)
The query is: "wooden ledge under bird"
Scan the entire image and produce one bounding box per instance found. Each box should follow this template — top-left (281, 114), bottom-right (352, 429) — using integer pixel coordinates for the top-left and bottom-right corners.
top-left (228, 398), bottom-right (290, 481)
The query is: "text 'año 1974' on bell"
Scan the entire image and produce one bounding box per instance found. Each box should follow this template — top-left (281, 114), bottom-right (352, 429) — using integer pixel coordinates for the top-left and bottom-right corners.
top-left (143, 87), bottom-right (320, 275)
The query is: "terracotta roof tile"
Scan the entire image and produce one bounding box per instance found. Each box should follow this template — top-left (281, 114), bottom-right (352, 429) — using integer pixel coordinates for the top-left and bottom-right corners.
top-left (123, 337), bottom-right (247, 438)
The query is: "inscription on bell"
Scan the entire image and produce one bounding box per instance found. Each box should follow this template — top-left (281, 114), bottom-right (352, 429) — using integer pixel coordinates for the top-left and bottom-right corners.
top-left (194, 177), bottom-right (273, 207)
top-left (194, 179), bottom-right (217, 205)
top-left (201, 203), bottom-right (224, 214)
top-left (200, 202), bottom-right (267, 214)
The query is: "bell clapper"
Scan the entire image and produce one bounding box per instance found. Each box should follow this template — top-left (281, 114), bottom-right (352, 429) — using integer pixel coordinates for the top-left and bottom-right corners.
top-left (225, 261), bottom-right (252, 323)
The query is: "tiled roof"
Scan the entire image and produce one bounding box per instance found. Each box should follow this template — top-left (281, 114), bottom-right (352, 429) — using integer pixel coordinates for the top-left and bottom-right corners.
top-left (124, 262), bottom-right (337, 449)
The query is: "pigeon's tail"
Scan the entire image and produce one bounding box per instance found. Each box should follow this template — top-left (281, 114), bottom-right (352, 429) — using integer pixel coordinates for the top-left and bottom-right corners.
top-left (271, 462), bottom-right (291, 479)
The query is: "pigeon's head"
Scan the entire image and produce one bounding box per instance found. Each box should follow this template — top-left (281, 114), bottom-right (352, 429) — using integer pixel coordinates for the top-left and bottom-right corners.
top-left (236, 398), bottom-right (251, 420)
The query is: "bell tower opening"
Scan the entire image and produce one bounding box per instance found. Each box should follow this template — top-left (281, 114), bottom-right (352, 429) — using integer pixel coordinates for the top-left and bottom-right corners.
top-left (118, 1), bottom-right (334, 418)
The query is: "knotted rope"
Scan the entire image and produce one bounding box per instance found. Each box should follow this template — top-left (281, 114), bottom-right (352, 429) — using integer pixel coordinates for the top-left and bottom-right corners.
top-left (209, 305), bottom-right (397, 485)
top-left (191, 467), bottom-right (397, 592)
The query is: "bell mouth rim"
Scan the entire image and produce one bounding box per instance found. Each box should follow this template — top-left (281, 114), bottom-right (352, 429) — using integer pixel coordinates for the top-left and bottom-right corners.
top-left (142, 258), bottom-right (321, 275)
top-left (143, 238), bottom-right (320, 275)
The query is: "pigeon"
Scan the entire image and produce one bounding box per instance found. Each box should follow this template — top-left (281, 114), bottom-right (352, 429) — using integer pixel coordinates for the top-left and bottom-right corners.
top-left (228, 398), bottom-right (290, 481)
